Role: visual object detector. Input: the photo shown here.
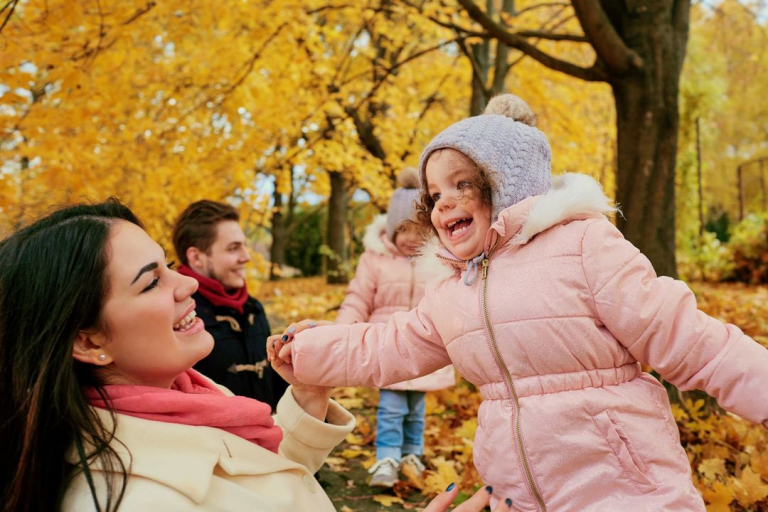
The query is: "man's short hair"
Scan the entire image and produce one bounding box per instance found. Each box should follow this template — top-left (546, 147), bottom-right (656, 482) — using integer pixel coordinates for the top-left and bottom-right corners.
top-left (172, 200), bottom-right (240, 266)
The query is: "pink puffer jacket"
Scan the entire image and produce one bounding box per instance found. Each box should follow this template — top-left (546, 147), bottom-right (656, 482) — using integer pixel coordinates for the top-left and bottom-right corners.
top-left (336, 215), bottom-right (455, 392)
top-left (293, 174), bottom-right (768, 511)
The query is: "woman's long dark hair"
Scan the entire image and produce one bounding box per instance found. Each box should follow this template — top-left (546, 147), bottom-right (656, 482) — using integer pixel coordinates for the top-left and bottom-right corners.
top-left (0, 199), bottom-right (143, 512)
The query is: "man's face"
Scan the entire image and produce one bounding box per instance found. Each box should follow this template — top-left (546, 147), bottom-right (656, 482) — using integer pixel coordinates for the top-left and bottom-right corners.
top-left (196, 220), bottom-right (251, 289)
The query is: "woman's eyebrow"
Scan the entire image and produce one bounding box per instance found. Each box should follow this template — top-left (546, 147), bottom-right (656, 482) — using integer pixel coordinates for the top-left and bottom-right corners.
top-left (131, 262), bottom-right (158, 285)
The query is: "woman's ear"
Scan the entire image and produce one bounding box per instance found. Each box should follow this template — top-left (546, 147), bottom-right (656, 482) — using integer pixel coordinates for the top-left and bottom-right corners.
top-left (72, 330), bottom-right (111, 366)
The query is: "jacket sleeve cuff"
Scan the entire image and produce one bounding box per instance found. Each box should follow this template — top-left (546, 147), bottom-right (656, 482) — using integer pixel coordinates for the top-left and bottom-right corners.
top-left (276, 386), bottom-right (355, 451)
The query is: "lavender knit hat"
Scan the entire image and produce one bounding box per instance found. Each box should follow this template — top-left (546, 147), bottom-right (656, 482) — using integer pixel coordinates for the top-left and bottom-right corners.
top-left (418, 94), bottom-right (552, 220)
top-left (386, 167), bottom-right (421, 240)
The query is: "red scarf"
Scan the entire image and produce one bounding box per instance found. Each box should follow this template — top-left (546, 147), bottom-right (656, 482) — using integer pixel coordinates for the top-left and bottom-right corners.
top-left (85, 369), bottom-right (282, 453)
top-left (178, 264), bottom-right (249, 314)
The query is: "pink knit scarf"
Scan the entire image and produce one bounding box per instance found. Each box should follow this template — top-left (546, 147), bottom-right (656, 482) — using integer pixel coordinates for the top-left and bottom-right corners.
top-left (85, 369), bottom-right (282, 453)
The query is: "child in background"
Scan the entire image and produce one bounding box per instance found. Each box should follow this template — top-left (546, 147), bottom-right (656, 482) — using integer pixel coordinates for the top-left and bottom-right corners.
top-left (336, 167), bottom-right (455, 488)
top-left (274, 95), bottom-right (768, 511)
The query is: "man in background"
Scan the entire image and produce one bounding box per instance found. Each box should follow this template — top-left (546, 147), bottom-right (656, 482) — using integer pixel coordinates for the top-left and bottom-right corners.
top-left (172, 200), bottom-right (288, 410)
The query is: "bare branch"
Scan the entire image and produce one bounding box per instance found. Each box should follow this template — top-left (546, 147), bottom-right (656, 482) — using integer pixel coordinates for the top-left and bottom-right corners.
top-left (0, 0), bottom-right (19, 33)
top-left (515, 2), bottom-right (570, 16)
top-left (456, 0), bottom-right (607, 81)
top-left (570, 0), bottom-right (643, 74)
top-left (120, 1), bottom-right (157, 26)
top-left (307, 3), bottom-right (356, 14)
top-left (341, 36), bottom-right (462, 89)
top-left (517, 30), bottom-right (587, 42)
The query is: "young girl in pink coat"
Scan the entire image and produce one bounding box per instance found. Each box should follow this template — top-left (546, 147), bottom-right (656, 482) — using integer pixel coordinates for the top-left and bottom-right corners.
top-left (271, 95), bottom-right (768, 511)
top-left (337, 168), bottom-right (455, 487)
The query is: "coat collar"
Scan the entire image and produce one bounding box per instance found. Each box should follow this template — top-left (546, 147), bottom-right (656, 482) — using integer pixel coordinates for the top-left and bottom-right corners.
top-left (67, 408), bottom-right (302, 504)
top-left (416, 173), bottom-right (617, 283)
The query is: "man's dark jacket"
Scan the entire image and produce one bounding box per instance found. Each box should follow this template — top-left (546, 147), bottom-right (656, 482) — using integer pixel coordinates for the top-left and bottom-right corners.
top-left (192, 292), bottom-right (288, 411)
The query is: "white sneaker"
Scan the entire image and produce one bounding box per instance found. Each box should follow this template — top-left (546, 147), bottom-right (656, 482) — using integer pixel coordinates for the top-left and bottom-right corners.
top-left (400, 453), bottom-right (426, 475)
top-left (368, 457), bottom-right (399, 488)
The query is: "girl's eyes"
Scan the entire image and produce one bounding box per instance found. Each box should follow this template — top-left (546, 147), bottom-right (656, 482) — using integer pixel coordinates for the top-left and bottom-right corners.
top-left (431, 192), bottom-right (441, 201)
top-left (141, 262), bottom-right (176, 293)
top-left (458, 180), bottom-right (471, 189)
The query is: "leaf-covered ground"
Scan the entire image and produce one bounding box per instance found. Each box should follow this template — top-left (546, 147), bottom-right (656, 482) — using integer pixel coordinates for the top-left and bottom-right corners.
top-left (261, 278), bottom-right (768, 511)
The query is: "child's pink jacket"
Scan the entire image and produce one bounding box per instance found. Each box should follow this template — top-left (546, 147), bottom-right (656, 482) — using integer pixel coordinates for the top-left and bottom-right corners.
top-left (336, 215), bottom-right (455, 392)
top-left (292, 174), bottom-right (768, 511)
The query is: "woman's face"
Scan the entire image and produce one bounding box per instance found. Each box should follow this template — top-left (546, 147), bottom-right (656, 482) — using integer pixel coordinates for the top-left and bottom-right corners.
top-left (425, 149), bottom-right (492, 260)
top-left (86, 221), bottom-right (214, 388)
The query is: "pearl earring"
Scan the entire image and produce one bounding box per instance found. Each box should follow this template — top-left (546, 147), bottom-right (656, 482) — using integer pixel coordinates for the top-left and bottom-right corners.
top-left (98, 354), bottom-right (107, 362)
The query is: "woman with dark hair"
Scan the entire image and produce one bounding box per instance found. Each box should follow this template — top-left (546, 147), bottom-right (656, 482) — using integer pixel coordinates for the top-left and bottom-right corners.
top-left (0, 199), bottom-right (508, 512)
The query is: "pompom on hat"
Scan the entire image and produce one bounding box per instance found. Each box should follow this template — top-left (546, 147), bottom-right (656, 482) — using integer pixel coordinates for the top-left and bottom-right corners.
top-left (418, 94), bottom-right (552, 220)
top-left (386, 166), bottom-right (421, 240)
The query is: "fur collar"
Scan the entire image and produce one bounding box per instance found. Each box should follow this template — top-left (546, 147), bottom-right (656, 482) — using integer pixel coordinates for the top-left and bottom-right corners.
top-left (414, 235), bottom-right (458, 283)
top-left (415, 173), bottom-right (617, 284)
top-left (508, 173), bottom-right (617, 246)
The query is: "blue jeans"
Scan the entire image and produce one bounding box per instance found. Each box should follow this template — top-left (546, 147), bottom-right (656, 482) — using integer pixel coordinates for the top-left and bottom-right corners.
top-left (375, 389), bottom-right (427, 461)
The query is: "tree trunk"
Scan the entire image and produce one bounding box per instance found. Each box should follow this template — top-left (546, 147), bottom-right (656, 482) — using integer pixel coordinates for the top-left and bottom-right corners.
top-left (269, 185), bottom-right (286, 281)
top-left (611, 3), bottom-right (688, 278)
top-left (469, 40), bottom-right (490, 116)
top-left (326, 171), bottom-right (349, 284)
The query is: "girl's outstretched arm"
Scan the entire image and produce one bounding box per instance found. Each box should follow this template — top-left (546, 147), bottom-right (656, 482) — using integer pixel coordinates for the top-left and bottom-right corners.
top-left (281, 293), bottom-right (451, 389)
top-left (582, 219), bottom-right (768, 427)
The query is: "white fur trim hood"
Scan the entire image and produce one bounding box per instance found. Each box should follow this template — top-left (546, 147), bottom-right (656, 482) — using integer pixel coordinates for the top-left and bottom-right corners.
top-left (415, 173), bottom-right (617, 283)
top-left (362, 214), bottom-right (391, 256)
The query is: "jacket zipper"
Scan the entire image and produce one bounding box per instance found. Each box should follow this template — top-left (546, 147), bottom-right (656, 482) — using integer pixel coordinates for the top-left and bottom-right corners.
top-left (408, 260), bottom-right (416, 310)
top-left (481, 253), bottom-right (547, 512)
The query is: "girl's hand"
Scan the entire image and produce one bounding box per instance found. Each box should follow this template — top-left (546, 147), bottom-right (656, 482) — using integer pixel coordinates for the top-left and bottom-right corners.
top-left (423, 485), bottom-right (517, 512)
top-left (267, 331), bottom-right (332, 421)
top-left (268, 319), bottom-right (334, 366)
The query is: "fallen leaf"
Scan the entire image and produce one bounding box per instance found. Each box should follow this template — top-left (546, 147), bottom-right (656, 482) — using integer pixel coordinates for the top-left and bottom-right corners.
top-left (423, 457), bottom-right (461, 496)
top-left (340, 448), bottom-right (366, 459)
top-left (701, 480), bottom-right (734, 511)
top-left (346, 433), bottom-right (366, 445)
top-left (732, 467), bottom-right (768, 507)
top-left (751, 448), bottom-right (768, 481)
top-left (698, 458), bottom-right (728, 482)
top-left (400, 460), bottom-right (425, 490)
top-left (372, 495), bottom-right (404, 506)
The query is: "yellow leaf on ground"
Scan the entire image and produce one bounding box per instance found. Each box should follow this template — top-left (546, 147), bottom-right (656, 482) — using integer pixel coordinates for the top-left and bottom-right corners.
top-left (698, 458), bottom-right (728, 481)
top-left (372, 495), bottom-right (404, 506)
top-left (732, 467), bottom-right (768, 507)
top-left (400, 458), bottom-right (426, 490)
top-left (423, 457), bottom-right (461, 496)
top-left (345, 433), bottom-right (366, 445)
top-left (336, 397), bottom-right (364, 409)
top-left (752, 448), bottom-right (768, 481)
top-left (701, 480), bottom-right (734, 511)
top-left (340, 448), bottom-right (367, 459)
top-left (454, 417), bottom-right (478, 440)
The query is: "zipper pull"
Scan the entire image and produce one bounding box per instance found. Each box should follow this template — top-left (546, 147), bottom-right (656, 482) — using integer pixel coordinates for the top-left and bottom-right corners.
top-left (482, 258), bottom-right (489, 279)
